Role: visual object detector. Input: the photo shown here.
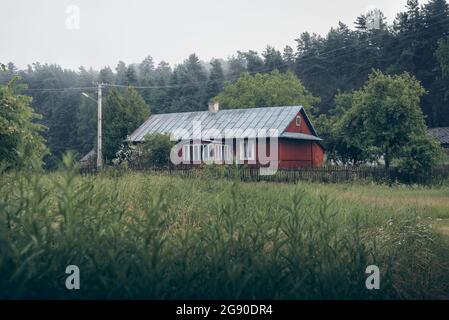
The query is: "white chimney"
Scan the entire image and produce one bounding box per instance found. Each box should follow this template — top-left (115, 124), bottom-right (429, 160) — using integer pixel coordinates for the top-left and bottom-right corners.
top-left (208, 101), bottom-right (219, 113)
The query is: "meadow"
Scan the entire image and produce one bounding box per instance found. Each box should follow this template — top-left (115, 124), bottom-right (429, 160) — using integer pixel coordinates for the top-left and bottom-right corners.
top-left (1, 159), bottom-right (449, 299)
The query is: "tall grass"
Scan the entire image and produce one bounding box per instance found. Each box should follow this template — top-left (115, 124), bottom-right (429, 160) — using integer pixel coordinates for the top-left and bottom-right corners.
top-left (0, 156), bottom-right (448, 299)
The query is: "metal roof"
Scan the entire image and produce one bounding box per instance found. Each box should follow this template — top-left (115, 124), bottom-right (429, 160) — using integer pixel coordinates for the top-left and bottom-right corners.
top-left (280, 132), bottom-right (322, 141)
top-left (128, 106), bottom-right (319, 142)
top-left (80, 149), bottom-right (96, 162)
top-left (428, 127), bottom-right (449, 145)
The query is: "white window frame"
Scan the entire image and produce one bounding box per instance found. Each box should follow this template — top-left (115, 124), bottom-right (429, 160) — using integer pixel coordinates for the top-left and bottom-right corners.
top-left (214, 144), bottom-right (230, 162)
top-left (215, 144), bottom-right (222, 162)
top-left (203, 144), bottom-right (215, 162)
top-left (240, 139), bottom-right (255, 161)
top-left (182, 145), bottom-right (191, 162)
top-left (192, 144), bottom-right (202, 162)
top-left (296, 115), bottom-right (302, 127)
top-left (222, 145), bottom-right (230, 162)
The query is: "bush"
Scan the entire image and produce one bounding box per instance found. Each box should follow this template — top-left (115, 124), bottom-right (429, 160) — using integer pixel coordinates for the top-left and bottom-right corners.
top-left (138, 133), bottom-right (175, 168)
top-left (392, 134), bottom-right (443, 182)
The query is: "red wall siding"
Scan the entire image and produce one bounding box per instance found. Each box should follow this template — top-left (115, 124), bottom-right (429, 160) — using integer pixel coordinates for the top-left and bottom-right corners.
top-left (312, 143), bottom-right (325, 167)
top-left (284, 110), bottom-right (313, 135)
top-left (279, 110), bottom-right (324, 168)
top-left (278, 139), bottom-right (325, 168)
top-left (279, 139), bottom-right (312, 168)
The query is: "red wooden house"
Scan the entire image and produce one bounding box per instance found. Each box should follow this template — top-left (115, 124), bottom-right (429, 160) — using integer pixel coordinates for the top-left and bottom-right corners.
top-left (128, 103), bottom-right (325, 169)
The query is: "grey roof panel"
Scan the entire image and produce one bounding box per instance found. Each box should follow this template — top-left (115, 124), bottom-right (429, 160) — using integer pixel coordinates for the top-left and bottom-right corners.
top-left (128, 106), bottom-right (314, 142)
top-left (280, 132), bottom-right (322, 141)
top-left (428, 127), bottom-right (449, 145)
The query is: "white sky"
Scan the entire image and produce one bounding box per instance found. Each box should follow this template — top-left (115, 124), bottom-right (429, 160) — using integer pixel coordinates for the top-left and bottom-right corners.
top-left (0, 0), bottom-right (430, 70)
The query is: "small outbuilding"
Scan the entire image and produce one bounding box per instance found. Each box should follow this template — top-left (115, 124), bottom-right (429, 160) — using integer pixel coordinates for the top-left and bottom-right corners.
top-left (428, 127), bottom-right (449, 154)
top-left (80, 149), bottom-right (96, 168)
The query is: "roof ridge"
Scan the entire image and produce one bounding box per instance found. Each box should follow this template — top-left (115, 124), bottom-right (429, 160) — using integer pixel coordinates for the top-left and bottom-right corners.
top-left (148, 105), bottom-right (303, 117)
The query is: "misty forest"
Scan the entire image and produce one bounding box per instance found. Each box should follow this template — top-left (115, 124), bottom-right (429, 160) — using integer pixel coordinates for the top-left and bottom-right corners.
top-left (1, 0), bottom-right (449, 168)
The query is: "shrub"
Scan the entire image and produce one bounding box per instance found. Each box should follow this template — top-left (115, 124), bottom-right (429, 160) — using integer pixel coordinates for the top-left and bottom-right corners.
top-left (138, 133), bottom-right (175, 168)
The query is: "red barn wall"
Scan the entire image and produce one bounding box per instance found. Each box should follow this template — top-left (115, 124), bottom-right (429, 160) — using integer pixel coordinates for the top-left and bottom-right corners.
top-left (278, 140), bottom-right (325, 168)
top-left (284, 110), bottom-right (313, 135)
top-left (312, 143), bottom-right (325, 167)
top-left (277, 110), bottom-right (325, 168)
top-left (278, 139), bottom-right (311, 168)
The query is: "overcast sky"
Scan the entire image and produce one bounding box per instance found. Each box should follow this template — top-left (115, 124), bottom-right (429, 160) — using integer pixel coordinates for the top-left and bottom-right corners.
top-left (1, 0), bottom-right (429, 70)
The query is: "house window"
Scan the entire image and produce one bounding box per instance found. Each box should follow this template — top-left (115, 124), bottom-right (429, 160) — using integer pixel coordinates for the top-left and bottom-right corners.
top-left (182, 145), bottom-right (191, 162)
top-left (296, 115), bottom-right (302, 127)
top-left (215, 144), bottom-right (230, 162)
top-left (186, 143), bottom-right (231, 163)
top-left (240, 140), bottom-right (255, 161)
top-left (202, 144), bottom-right (215, 162)
top-left (222, 145), bottom-right (230, 161)
top-left (192, 144), bottom-right (202, 162)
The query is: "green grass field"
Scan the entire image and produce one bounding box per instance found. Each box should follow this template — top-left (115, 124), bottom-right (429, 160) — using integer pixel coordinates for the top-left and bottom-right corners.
top-left (1, 161), bottom-right (449, 299)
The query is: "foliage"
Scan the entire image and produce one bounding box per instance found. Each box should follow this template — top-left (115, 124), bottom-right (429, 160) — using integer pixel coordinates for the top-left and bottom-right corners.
top-left (214, 70), bottom-right (320, 111)
top-left (393, 134), bottom-right (443, 179)
top-left (315, 92), bottom-right (365, 164)
top-left (0, 76), bottom-right (48, 170)
top-left (0, 160), bottom-right (448, 298)
top-left (436, 35), bottom-right (449, 77)
top-left (113, 143), bottom-right (139, 167)
top-left (320, 70), bottom-right (442, 175)
top-left (76, 95), bottom-right (97, 156)
top-left (138, 133), bottom-right (175, 168)
top-left (103, 87), bottom-right (150, 163)
top-left (350, 71), bottom-right (432, 169)
top-left (206, 59), bottom-right (225, 99)
top-left (167, 54), bottom-right (208, 113)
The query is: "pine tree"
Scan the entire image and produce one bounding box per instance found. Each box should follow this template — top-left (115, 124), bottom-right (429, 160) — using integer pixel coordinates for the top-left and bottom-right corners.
top-left (138, 56), bottom-right (155, 85)
top-left (262, 46), bottom-right (286, 72)
top-left (125, 65), bottom-right (138, 86)
top-left (206, 59), bottom-right (224, 100)
top-left (151, 61), bottom-right (172, 114)
top-left (282, 45), bottom-right (295, 71)
top-left (354, 14), bottom-right (367, 32)
top-left (238, 50), bottom-right (264, 74)
top-left (226, 54), bottom-right (247, 81)
top-left (99, 66), bottom-right (115, 84)
top-left (115, 61), bottom-right (128, 85)
top-left (169, 54), bottom-right (208, 112)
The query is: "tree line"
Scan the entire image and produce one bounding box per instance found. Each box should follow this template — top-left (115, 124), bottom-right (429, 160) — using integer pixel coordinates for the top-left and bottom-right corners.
top-left (1, 0), bottom-right (449, 170)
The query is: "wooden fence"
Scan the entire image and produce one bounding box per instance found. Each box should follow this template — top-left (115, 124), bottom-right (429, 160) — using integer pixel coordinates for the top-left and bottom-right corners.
top-left (81, 164), bottom-right (449, 184)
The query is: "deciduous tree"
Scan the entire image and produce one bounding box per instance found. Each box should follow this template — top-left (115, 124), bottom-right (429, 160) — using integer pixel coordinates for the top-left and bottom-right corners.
top-left (0, 76), bottom-right (48, 170)
top-left (103, 87), bottom-right (150, 162)
top-left (214, 70), bottom-right (320, 111)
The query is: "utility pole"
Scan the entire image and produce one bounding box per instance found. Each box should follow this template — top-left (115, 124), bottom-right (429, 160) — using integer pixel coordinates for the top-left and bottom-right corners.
top-left (97, 83), bottom-right (103, 170)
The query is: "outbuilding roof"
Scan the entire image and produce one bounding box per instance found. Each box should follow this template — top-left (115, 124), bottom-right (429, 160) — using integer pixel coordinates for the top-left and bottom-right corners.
top-left (128, 106), bottom-right (319, 142)
top-left (80, 149), bottom-right (96, 162)
top-left (428, 127), bottom-right (449, 145)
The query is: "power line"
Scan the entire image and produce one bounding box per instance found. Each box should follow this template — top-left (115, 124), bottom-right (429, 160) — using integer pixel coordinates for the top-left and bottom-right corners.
top-left (21, 86), bottom-right (98, 92)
